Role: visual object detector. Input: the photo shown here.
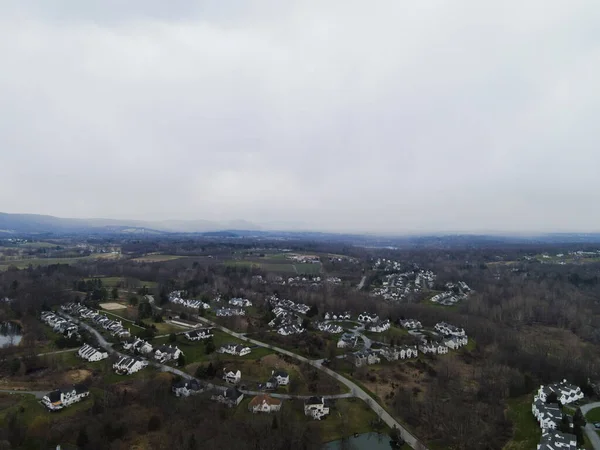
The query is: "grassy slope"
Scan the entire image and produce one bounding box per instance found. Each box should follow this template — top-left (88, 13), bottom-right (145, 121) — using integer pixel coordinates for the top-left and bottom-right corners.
top-left (503, 395), bottom-right (540, 450)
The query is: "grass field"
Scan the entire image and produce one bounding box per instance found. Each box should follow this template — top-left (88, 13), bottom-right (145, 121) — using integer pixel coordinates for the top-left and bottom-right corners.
top-left (223, 259), bottom-right (322, 275)
top-left (585, 407), bottom-right (600, 422)
top-left (132, 254), bottom-right (187, 263)
top-left (503, 395), bottom-right (540, 450)
top-left (0, 253), bottom-right (120, 271)
top-left (319, 398), bottom-right (386, 442)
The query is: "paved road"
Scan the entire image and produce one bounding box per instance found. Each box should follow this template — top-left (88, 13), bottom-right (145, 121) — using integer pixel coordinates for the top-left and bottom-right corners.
top-left (197, 316), bottom-right (427, 449)
top-left (580, 402), bottom-right (600, 449)
top-left (357, 276), bottom-right (367, 290)
top-left (0, 389), bottom-right (48, 399)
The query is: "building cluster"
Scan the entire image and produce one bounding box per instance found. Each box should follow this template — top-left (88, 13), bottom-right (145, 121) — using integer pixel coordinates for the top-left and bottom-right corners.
top-left (267, 296), bottom-right (306, 335)
top-left (40, 311), bottom-right (79, 339)
top-left (399, 319), bottom-right (422, 329)
top-left (154, 345), bottom-right (183, 363)
top-left (286, 254), bottom-right (320, 264)
top-left (268, 295), bottom-right (311, 314)
top-left (430, 282), bottom-right (472, 306)
top-left (357, 312), bottom-right (379, 323)
top-left (77, 343), bottom-right (108, 362)
top-left (285, 276), bottom-right (322, 287)
top-left (216, 307), bottom-right (246, 317)
top-left (366, 319), bottom-right (391, 333)
top-left (349, 349), bottom-right (381, 367)
top-left (211, 387), bottom-right (244, 408)
top-left (218, 343), bottom-right (252, 356)
top-left (337, 333), bottom-right (358, 349)
top-left (531, 380), bottom-right (583, 449)
top-left (123, 337), bottom-right (154, 355)
top-left (60, 303), bottom-right (130, 338)
top-left (42, 384), bottom-right (89, 411)
top-left (228, 297), bottom-right (252, 308)
top-left (371, 260), bottom-right (436, 301)
top-left (223, 369), bottom-right (242, 384)
top-left (380, 345), bottom-right (419, 361)
top-left (168, 291), bottom-right (211, 310)
top-left (316, 322), bottom-right (344, 333)
top-left (326, 277), bottom-right (342, 284)
top-left (324, 312), bottom-right (351, 321)
top-left (113, 356), bottom-right (148, 375)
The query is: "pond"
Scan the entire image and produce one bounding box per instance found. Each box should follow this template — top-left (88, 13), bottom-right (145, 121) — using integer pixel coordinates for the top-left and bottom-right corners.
top-left (324, 432), bottom-right (397, 450)
top-left (0, 321), bottom-right (23, 347)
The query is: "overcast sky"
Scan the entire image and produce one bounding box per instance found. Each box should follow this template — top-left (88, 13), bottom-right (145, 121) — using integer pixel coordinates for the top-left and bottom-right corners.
top-left (1, 1), bottom-right (599, 234)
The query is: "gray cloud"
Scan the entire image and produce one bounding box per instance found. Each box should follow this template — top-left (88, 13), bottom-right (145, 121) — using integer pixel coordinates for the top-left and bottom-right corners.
top-left (1, 0), bottom-right (599, 234)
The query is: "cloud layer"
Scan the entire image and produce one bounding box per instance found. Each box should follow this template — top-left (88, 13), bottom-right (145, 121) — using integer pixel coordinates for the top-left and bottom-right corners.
top-left (1, 1), bottom-right (599, 233)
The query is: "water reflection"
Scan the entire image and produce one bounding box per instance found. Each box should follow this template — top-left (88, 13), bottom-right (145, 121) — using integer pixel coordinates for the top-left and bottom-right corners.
top-left (0, 322), bottom-right (23, 347)
top-left (324, 432), bottom-right (395, 450)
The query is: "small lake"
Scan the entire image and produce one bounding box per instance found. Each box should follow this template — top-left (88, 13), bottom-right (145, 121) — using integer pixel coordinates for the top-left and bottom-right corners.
top-left (0, 322), bottom-right (23, 347)
top-left (324, 432), bottom-right (395, 450)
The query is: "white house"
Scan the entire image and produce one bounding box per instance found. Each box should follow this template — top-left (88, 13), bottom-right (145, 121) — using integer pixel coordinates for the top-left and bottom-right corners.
top-left (216, 308), bottom-right (245, 317)
top-left (185, 328), bottom-right (213, 341)
top-left (42, 384), bottom-right (89, 411)
top-left (277, 324), bottom-right (304, 336)
top-left (537, 431), bottom-right (577, 450)
top-left (350, 350), bottom-right (380, 367)
top-left (248, 394), bottom-right (282, 413)
top-left (77, 344), bottom-right (108, 362)
top-left (271, 370), bottom-right (289, 386)
top-left (229, 298), bottom-right (252, 308)
top-left (337, 333), bottom-right (358, 349)
top-left (113, 356), bottom-right (147, 375)
top-left (435, 322), bottom-right (466, 337)
top-left (357, 313), bottom-right (378, 323)
top-left (125, 337), bottom-right (153, 355)
top-left (218, 343), bottom-right (251, 357)
top-left (223, 369), bottom-right (242, 384)
top-left (154, 345), bottom-right (183, 363)
top-left (419, 343), bottom-right (438, 354)
top-left (444, 336), bottom-right (468, 350)
top-left (304, 396), bottom-right (330, 420)
top-left (532, 398), bottom-right (562, 430)
top-left (211, 387), bottom-right (244, 408)
top-left (317, 322), bottom-right (343, 333)
top-left (367, 319), bottom-right (391, 333)
top-left (172, 379), bottom-right (204, 397)
top-left (399, 319), bottom-right (422, 329)
top-left (537, 380), bottom-right (584, 405)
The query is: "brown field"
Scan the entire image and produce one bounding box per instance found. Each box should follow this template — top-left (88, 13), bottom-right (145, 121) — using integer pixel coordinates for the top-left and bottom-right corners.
top-left (100, 302), bottom-right (128, 311)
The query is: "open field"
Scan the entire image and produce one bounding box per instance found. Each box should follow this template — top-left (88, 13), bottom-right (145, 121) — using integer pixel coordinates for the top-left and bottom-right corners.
top-left (503, 395), bottom-right (540, 450)
top-left (223, 257), bottom-right (322, 275)
top-left (318, 398), bottom-right (386, 442)
top-left (100, 302), bottom-right (127, 311)
top-left (0, 253), bottom-right (120, 271)
top-left (131, 254), bottom-right (187, 262)
top-left (585, 407), bottom-right (600, 423)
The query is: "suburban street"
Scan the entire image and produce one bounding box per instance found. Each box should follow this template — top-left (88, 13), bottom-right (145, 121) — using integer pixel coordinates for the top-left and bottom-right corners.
top-left (579, 402), bottom-right (600, 449)
top-left (197, 316), bottom-right (426, 449)
top-left (58, 310), bottom-right (426, 449)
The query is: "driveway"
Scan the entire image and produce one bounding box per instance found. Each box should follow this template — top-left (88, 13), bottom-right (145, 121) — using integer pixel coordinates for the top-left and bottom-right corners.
top-left (0, 389), bottom-right (48, 399)
top-left (580, 402), bottom-right (600, 449)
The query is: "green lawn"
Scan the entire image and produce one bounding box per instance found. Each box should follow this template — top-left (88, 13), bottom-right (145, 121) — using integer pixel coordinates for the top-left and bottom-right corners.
top-left (293, 263), bottom-right (322, 275)
top-left (318, 398), bottom-right (387, 442)
top-left (151, 331), bottom-right (272, 365)
top-left (503, 395), bottom-right (540, 450)
top-left (585, 407), bottom-right (600, 423)
top-left (0, 253), bottom-right (120, 271)
top-left (364, 326), bottom-right (408, 342)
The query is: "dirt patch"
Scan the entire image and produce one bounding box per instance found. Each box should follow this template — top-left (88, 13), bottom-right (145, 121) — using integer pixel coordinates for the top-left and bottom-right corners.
top-left (260, 354), bottom-right (299, 372)
top-left (63, 369), bottom-right (92, 384)
top-left (100, 302), bottom-right (127, 311)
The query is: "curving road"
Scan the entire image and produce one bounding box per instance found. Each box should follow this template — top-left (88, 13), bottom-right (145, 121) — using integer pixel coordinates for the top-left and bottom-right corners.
top-left (62, 311), bottom-right (426, 448)
top-left (196, 316), bottom-right (427, 449)
top-left (579, 402), bottom-right (600, 449)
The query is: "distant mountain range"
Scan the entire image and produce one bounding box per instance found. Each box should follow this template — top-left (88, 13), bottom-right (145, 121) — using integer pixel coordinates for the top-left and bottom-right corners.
top-left (2, 212), bottom-right (600, 248)
top-left (0, 212), bottom-right (260, 234)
